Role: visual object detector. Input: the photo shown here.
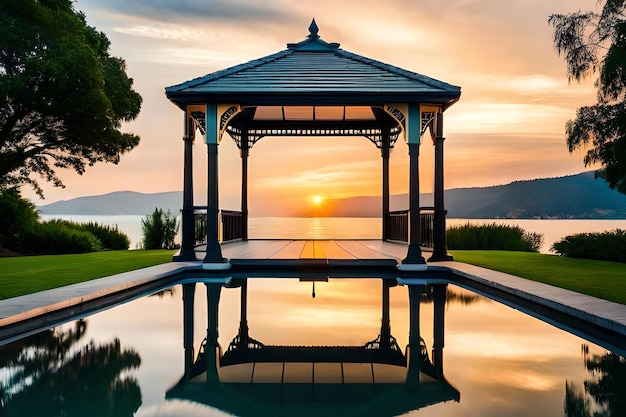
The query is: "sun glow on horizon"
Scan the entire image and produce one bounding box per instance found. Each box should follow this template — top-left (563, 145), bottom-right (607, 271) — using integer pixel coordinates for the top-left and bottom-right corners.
top-left (311, 195), bottom-right (323, 205)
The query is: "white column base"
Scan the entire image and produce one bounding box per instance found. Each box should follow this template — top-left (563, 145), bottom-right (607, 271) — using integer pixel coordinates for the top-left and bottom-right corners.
top-left (202, 262), bottom-right (232, 271)
top-left (397, 263), bottom-right (428, 272)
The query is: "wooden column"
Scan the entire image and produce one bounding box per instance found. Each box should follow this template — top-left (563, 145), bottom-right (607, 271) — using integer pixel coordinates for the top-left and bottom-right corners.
top-left (381, 128), bottom-right (390, 241)
top-left (429, 112), bottom-right (453, 262)
top-left (204, 104), bottom-right (224, 263)
top-left (403, 142), bottom-right (426, 265)
top-left (174, 113), bottom-right (196, 261)
top-left (241, 131), bottom-right (249, 241)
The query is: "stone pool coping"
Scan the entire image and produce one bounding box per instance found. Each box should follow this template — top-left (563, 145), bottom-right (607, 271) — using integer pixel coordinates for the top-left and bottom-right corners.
top-left (1, 261), bottom-right (625, 345)
top-left (431, 262), bottom-right (626, 337)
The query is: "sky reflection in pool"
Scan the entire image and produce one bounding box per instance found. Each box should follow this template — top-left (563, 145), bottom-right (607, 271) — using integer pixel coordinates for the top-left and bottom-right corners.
top-left (0, 278), bottom-right (623, 416)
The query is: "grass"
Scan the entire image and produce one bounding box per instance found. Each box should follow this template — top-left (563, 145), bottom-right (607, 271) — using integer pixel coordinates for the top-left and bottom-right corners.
top-left (0, 249), bottom-right (624, 305)
top-left (0, 250), bottom-right (176, 300)
top-left (450, 250), bottom-right (626, 305)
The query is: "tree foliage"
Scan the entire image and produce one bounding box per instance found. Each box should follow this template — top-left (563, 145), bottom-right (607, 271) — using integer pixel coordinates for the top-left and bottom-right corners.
top-left (0, 188), bottom-right (38, 249)
top-left (549, 2), bottom-right (626, 194)
top-left (0, 0), bottom-right (142, 197)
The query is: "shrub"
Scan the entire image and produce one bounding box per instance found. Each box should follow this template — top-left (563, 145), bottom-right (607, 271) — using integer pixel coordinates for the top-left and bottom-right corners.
top-left (142, 208), bottom-right (179, 250)
top-left (19, 219), bottom-right (102, 254)
top-left (551, 229), bottom-right (626, 263)
top-left (80, 222), bottom-right (130, 250)
top-left (446, 222), bottom-right (543, 252)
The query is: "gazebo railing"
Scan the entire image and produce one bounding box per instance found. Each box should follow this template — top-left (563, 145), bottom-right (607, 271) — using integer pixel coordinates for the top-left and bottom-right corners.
top-left (420, 208), bottom-right (435, 248)
top-left (383, 208), bottom-right (435, 248)
top-left (221, 210), bottom-right (244, 243)
top-left (193, 207), bottom-right (245, 245)
top-left (193, 207), bottom-right (207, 246)
top-left (384, 210), bottom-right (409, 243)
top-left (191, 207), bottom-right (434, 246)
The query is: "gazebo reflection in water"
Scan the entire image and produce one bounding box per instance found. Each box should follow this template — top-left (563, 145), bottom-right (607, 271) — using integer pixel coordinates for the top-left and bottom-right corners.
top-left (166, 278), bottom-right (459, 416)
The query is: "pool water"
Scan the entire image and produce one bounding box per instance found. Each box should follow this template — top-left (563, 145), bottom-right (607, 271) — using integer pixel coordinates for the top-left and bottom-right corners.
top-left (0, 278), bottom-right (624, 416)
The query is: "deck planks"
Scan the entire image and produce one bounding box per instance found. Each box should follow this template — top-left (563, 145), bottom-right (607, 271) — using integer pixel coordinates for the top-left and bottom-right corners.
top-left (221, 240), bottom-right (294, 259)
top-left (316, 240), bottom-right (357, 259)
top-left (357, 240), bottom-right (409, 261)
top-left (269, 241), bottom-right (308, 259)
top-left (217, 239), bottom-right (409, 264)
top-left (333, 240), bottom-right (391, 260)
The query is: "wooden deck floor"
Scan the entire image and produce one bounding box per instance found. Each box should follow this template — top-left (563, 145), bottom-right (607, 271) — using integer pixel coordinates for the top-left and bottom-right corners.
top-left (195, 239), bottom-right (414, 267)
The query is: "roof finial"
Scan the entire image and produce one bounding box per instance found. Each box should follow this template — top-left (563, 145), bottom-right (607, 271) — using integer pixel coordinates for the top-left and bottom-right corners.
top-left (308, 18), bottom-right (319, 39)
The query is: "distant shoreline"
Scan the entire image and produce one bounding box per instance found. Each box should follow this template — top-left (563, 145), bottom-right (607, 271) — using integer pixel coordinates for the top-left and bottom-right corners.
top-left (37, 171), bottom-right (626, 219)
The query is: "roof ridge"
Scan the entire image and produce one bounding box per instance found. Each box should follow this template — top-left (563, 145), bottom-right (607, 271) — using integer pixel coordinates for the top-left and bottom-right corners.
top-left (166, 49), bottom-right (294, 92)
top-left (334, 49), bottom-right (460, 92)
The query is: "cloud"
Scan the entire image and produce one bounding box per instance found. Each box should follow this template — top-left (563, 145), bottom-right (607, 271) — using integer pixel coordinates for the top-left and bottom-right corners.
top-left (79, 0), bottom-right (290, 23)
top-left (113, 25), bottom-right (203, 41)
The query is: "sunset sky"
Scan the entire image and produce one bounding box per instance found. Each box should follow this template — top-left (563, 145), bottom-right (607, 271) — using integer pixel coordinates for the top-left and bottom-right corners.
top-left (26, 0), bottom-right (601, 215)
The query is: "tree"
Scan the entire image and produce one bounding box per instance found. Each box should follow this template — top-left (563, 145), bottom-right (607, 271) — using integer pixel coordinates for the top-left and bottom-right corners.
top-left (549, 2), bottom-right (626, 194)
top-left (0, 0), bottom-right (142, 197)
top-left (0, 188), bottom-right (38, 249)
top-left (141, 208), bottom-right (179, 249)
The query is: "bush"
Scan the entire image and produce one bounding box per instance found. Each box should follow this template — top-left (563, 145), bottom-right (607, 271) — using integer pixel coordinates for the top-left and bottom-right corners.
top-left (446, 222), bottom-right (543, 252)
top-left (551, 229), bottom-right (626, 262)
top-left (19, 219), bottom-right (103, 254)
top-left (141, 208), bottom-right (179, 249)
top-left (80, 222), bottom-right (130, 250)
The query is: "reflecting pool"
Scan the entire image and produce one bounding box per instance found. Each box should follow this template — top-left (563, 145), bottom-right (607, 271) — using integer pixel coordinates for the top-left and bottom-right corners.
top-left (1, 278), bottom-right (624, 416)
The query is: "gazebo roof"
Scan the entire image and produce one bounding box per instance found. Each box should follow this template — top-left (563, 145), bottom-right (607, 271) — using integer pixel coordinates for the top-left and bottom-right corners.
top-left (165, 19), bottom-right (461, 108)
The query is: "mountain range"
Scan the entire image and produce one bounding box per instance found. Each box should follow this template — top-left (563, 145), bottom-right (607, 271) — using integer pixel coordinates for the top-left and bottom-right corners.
top-left (38, 191), bottom-right (183, 216)
top-left (38, 171), bottom-right (626, 219)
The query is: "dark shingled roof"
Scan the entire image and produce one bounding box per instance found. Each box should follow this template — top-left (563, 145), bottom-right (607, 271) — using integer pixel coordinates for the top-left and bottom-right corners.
top-left (166, 20), bottom-right (461, 108)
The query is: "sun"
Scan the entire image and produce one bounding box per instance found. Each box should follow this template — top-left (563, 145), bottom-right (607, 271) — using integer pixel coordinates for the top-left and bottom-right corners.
top-left (311, 195), bottom-right (323, 205)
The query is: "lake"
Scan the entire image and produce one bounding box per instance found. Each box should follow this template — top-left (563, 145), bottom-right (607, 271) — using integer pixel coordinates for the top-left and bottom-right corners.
top-left (40, 214), bottom-right (626, 253)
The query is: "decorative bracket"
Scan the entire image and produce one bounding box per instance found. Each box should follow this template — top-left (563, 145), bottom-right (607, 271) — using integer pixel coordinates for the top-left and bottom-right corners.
top-left (218, 104), bottom-right (241, 142)
top-left (190, 111), bottom-right (206, 136)
top-left (421, 112), bottom-right (436, 139)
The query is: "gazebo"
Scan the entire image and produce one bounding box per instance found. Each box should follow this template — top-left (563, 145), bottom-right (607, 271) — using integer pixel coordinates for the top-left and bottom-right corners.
top-left (165, 20), bottom-right (461, 270)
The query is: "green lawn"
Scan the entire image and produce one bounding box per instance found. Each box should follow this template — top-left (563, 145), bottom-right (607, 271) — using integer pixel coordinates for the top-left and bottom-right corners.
top-left (450, 250), bottom-right (626, 305)
top-left (0, 250), bottom-right (176, 300)
top-left (0, 250), bottom-right (624, 305)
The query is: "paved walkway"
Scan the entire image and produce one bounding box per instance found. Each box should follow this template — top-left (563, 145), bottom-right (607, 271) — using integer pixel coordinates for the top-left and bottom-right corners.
top-left (0, 262), bottom-right (196, 326)
top-left (1, 258), bottom-right (624, 350)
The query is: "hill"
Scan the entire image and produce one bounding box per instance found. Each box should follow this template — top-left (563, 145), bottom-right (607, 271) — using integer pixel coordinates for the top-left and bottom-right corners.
top-left (38, 191), bottom-right (182, 215)
top-left (446, 171), bottom-right (626, 218)
top-left (36, 172), bottom-right (626, 219)
top-left (297, 171), bottom-right (626, 219)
